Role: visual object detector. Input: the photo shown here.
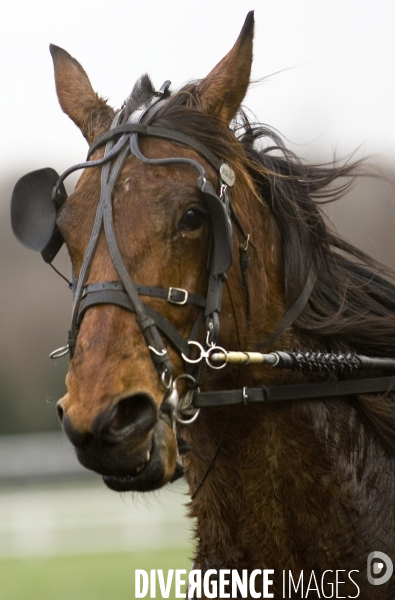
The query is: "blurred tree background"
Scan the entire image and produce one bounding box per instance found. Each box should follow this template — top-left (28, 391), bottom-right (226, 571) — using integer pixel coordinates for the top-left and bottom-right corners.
top-left (1, 174), bottom-right (71, 433)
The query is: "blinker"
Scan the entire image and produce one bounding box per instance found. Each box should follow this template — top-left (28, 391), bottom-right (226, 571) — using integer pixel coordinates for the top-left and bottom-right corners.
top-left (200, 179), bottom-right (233, 276)
top-left (11, 168), bottom-right (67, 263)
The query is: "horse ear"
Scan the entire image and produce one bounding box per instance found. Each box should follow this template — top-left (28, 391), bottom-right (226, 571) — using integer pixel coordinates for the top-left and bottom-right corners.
top-left (198, 11), bottom-right (254, 123)
top-left (50, 44), bottom-right (115, 144)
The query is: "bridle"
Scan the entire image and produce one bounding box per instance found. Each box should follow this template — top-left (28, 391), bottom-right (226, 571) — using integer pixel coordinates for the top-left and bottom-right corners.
top-left (11, 82), bottom-right (395, 446)
top-left (46, 81), bottom-right (248, 430)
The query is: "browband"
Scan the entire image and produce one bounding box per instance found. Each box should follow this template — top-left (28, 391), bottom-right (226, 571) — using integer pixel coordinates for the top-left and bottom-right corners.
top-left (88, 124), bottom-right (224, 172)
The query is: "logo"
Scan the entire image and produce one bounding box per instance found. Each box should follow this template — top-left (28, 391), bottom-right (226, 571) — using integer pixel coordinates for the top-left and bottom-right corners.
top-left (367, 551), bottom-right (393, 586)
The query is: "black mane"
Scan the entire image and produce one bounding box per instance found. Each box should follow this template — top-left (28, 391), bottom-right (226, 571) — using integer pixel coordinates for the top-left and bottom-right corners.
top-left (238, 117), bottom-right (395, 358)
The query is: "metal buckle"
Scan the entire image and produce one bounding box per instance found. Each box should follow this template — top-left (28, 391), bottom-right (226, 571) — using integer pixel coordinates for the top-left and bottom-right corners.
top-left (167, 287), bottom-right (188, 305)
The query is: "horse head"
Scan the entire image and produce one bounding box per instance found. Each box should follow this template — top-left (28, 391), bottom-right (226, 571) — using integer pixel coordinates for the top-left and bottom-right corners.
top-left (49, 13), bottom-right (279, 492)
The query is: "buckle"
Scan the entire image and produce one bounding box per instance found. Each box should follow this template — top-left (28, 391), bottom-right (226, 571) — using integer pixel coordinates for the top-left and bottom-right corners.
top-left (167, 287), bottom-right (188, 305)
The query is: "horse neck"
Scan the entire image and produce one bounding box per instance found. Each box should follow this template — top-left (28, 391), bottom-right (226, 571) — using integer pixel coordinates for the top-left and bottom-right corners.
top-left (182, 183), bottom-right (302, 563)
top-left (181, 182), bottom-right (395, 576)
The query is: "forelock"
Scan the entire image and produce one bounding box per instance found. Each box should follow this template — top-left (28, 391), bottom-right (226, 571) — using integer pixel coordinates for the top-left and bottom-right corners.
top-left (121, 74), bottom-right (156, 121)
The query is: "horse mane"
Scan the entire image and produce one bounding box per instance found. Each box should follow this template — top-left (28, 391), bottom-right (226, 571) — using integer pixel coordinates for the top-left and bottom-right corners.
top-left (236, 118), bottom-right (395, 453)
top-left (124, 77), bottom-right (395, 449)
top-left (239, 118), bottom-right (395, 357)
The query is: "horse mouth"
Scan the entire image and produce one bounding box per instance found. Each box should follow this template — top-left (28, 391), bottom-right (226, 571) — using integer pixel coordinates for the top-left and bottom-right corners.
top-left (102, 447), bottom-right (161, 492)
top-left (101, 423), bottom-right (168, 492)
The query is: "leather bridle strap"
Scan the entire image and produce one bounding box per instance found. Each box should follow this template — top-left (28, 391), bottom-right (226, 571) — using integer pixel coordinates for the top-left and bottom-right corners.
top-left (68, 112), bottom-right (125, 344)
top-left (102, 136), bottom-right (173, 374)
top-left (82, 282), bottom-right (205, 308)
top-left (88, 124), bottom-right (223, 173)
top-left (78, 289), bottom-right (191, 357)
top-left (192, 375), bottom-right (395, 407)
top-left (51, 124), bottom-right (225, 202)
top-left (78, 282), bottom-right (206, 358)
top-left (260, 265), bottom-right (317, 348)
top-left (127, 129), bottom-right (233, 345)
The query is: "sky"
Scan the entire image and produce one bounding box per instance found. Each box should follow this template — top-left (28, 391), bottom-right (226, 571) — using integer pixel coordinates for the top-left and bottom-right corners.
top-left (2, 0), bottom-right (395, 190)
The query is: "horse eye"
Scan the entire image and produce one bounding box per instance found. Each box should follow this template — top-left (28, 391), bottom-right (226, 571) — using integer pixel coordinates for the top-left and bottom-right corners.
top-left (178, 208), bottom-right (206, 232)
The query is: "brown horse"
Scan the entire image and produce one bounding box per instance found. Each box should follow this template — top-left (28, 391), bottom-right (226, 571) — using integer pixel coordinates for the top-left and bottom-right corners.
top-left (22, 10), bottom-right (395, 599)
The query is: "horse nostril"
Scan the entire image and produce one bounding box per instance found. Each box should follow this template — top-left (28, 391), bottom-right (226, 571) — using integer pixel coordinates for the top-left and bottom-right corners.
top-left (94, 394), bottom-right (158, 441)
top-left (111, 394), bottom-right (158, 437)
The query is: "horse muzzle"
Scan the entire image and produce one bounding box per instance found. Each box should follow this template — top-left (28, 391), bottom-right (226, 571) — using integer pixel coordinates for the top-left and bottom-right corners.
top-left (57, 391), bottom-right (179, 491)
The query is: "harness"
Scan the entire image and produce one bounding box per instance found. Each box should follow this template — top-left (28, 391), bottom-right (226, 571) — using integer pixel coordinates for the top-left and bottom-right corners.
top-left (11, 82), bottom-right (395, 443)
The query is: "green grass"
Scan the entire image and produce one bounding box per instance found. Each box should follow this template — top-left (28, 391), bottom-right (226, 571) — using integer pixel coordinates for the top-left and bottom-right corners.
top-left (0, 548), bottom-right (192, 600)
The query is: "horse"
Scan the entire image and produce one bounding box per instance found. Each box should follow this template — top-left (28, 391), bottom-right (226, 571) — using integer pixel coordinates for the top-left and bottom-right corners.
top-left (11, 10), bottom-right (395, 599)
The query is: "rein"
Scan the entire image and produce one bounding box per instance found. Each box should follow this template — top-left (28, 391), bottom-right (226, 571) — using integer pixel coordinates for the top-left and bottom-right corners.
top-left (193, 376), bottom-right (395, 408)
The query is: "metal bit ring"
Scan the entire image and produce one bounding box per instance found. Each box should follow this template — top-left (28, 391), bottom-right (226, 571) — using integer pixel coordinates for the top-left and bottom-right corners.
top-left (181, 341), bottom-right (205, 364)
top-left (206, 346), bottom-right (228, 369)
top-left (175, 374), bottom-right (200, 425)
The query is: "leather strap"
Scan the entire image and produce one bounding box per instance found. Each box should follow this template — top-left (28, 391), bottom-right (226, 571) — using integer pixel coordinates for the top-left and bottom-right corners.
top-left (88, 124), bottom-right (223, 173)
top-left (78, 287), bottom-right (197, 358)
top-left (192, 376), bottom-right (395, 408)
top-left (82, 281), bottom-right (206, 308)
top-left (127, 128), bottom-right (232, 342)
top-left (260, 266), bottom-right (318, 348)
